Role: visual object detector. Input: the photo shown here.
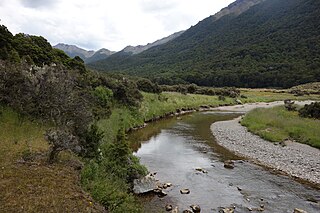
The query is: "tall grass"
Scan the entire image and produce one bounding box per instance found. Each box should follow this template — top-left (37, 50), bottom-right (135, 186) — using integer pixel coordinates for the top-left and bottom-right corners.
top-left (241, 106), bottom-right (320, 148)
top-left (141, 92), bottom-right (234, 121)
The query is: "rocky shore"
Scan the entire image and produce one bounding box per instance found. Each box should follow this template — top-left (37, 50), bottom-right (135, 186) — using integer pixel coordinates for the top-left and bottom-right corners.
top-left (211, 101), bottom-right (320, 186)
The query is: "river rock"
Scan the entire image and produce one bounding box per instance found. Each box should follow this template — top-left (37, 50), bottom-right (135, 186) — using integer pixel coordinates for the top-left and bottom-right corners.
top-left (190, 204), bottom-right (201, 212)
top-left (195, 167), bottom-right (208, 173)
top-left (153, 188), bottom-right (167, 197)
top-left (183, 210), bottom-right (193, 213)
top-left (171, 207), bottom-right (179, 213)
top-left (162, 182), bottom-right (173, 189)
top-left (180, 188), bottom-right (190, 194)
top-left (165, 204), bottom-right (173, 211)
top-left (294, 208), bottom-right (308, 213)
top-left (133, 173), bottom-right (158, 194)
top-left (219, 207), bottom-right (235, 213)
top-left (224, 160), bottom-right (235, 169)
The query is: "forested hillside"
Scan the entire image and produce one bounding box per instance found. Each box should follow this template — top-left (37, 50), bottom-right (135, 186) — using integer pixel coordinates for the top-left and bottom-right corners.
top-left (89, 0), bottom-right (320, 88)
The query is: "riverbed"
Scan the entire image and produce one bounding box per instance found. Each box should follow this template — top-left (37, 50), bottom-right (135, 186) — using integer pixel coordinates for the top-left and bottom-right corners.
top-left (129, 111), bottom-right (320, 213)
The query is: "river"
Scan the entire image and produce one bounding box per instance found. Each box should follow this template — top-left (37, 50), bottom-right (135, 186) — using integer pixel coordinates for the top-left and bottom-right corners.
top-left (129, 111), bottom-right (320, 213)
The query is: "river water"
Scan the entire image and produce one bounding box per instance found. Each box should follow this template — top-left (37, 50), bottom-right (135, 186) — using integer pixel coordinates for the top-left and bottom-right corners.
top-left (129, 112), bottom-right (320, 213)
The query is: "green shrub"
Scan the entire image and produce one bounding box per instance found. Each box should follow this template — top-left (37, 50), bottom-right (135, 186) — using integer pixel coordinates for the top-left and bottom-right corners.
top-left (299, 102), bottom-right (320, 119)
top-left (113, 81), bottom-right (143, 107)
top-left (136, 78), bottom-right (162, 94)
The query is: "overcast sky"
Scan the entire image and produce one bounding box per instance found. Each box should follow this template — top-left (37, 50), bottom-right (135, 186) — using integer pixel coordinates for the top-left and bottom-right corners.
top-left (0, 0), bottom-right (235, 51)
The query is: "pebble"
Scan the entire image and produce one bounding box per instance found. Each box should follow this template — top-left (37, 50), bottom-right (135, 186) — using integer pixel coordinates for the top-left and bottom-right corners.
top-left (211, 115), bottom-right (320, 185)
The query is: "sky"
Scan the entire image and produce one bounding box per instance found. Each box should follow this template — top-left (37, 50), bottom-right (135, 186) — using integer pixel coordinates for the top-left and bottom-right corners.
top-left (0, 0), bottom-right (235, 51)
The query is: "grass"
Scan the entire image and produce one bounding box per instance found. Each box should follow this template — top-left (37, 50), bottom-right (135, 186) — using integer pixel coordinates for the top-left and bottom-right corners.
top-left (241, 106), bottom-right (320, 149)
top-left (0, 107), bottom-right (104, 212)
top-left (141, 92), bottom-right (235, 121)
top-left (240, 88), bottom-right (320, 103)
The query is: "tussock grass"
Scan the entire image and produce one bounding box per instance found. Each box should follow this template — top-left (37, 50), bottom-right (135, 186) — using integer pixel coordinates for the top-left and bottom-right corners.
top-left (241, 106), bottom-right (320, 148)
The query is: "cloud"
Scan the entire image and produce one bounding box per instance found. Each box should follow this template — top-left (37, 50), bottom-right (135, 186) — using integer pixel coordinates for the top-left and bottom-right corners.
top-left (0, 0), bottom-right (235, 51)
top-left (19, 0), bottom-right (59, 9)
top-left (140, 0), bottom-right (177, 13)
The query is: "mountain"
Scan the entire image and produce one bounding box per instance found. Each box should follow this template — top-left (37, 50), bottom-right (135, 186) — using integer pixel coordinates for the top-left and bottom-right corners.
top-left (54, 31), bottom-right (183, 64)
top-left (88, 0), bottom-right (320, 88)
top-left (54, 43), bottom-right (95, 59)
top-left (53, 43), bottom-right (115, 63)
top-left (88, 30), bottom-right (186, 68)
top-left (85, 48), bottom-right (116, 64)
top-left (122, 30), bottom-right (185, 55)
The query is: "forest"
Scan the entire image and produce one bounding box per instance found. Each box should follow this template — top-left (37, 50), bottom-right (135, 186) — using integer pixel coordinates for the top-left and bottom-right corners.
top-left (89, 0), bottom-right (320, 88)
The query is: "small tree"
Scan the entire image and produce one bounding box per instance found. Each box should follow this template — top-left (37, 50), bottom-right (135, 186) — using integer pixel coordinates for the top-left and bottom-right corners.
top-left (45, 128), bottom-right (81, 164)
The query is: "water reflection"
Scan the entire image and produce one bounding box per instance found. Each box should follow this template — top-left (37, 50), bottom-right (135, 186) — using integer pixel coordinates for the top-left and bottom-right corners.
top-left (129, 112), bottom-right (320, 212)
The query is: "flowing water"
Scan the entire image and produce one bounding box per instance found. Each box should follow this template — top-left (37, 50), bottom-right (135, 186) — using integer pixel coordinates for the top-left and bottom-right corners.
top-left (129, 112), bottom-right (320, 213)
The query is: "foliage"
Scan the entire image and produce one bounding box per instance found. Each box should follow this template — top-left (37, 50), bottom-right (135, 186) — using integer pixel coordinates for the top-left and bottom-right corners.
top-left (0, 25), bottom-right (87, 72)
top-left (299, 102), bottom-right (320, 119)
top-left (89, 0), bottom-right (320, 88)
top-left (136, 78), bottom-right (161, 93)
top-left (81, 162), bottom-right (143, 213)
top-left (80, 124), bottom-right (105, 159)
top-left (101, 128), bottom-right (147, 182)
top-left (160, 84), bottom-right (240, 98)
top-left (113, 79), bottom-right (143, 107)
top-left (241, 106), bottom-right (320, 149)
top-left (81, 127), bottom-right (146, 213)
top-left (0, 62), bottom-right (111, 162)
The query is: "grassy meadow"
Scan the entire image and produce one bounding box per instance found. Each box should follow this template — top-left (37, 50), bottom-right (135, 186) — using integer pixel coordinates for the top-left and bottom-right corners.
top-left (241, 106), bottom-right (320, 149)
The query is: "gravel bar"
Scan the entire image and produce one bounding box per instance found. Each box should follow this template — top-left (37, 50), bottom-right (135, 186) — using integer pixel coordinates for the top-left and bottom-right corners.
top-left (211, 101), bottom-right (320, 185)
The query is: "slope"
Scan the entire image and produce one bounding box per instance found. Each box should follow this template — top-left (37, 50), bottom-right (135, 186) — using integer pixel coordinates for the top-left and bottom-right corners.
top-left (88, 0), bottom-right (320, 88)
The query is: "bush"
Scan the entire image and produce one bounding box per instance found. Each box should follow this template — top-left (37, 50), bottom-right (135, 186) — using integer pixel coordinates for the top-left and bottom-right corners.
top-left (136, 78), bottom-right (161, 94)
top-left (113, 80), bottom-right (143, 107)
top-left (299, 102), bottom-right (320, 119)
top-left (80, 124), bottom-right (104, 159)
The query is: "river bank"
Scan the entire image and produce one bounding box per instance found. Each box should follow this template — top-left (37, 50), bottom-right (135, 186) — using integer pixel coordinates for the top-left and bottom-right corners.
top-left (211, 101), bottom-right (320, 186)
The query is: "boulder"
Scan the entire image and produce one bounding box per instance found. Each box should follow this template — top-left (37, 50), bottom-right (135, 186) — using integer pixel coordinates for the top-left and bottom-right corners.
top-left (165, 204), bottom-right (173, 211)
top-left (183, 210), bottom-right (193, 213)
top-left (180, 188), bottom-right (190, 194)
top-left (133, 173), bottom-right (158, 194)
top-left (294, 209), bottom-right (308, 213)
top-left (224, 160), bottom-right (235, 169)
top-left (190, 204), bottom-right (201, 212)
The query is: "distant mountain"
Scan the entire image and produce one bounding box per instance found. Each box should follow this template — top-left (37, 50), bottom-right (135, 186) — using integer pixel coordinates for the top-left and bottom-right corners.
top-left (88, 0), bottom-right (320, 88)
top-left (54, 43), bottom-right (115, 63)
top-left (122, 31), bottom-right (185, 55)
top-left (88, 30), bottom-right (185, 67)
top-left (54, 43), bottom-right (95, 59)
top-left (85, 48), bottom-right (116, 64)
